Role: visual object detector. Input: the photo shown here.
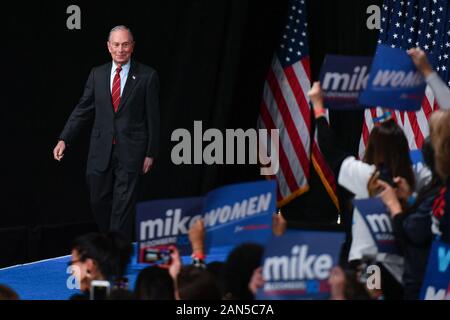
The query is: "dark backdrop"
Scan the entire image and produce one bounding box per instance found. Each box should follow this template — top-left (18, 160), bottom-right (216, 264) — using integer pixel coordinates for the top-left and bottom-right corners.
top-left (1, 0), bottom-right (382, 267)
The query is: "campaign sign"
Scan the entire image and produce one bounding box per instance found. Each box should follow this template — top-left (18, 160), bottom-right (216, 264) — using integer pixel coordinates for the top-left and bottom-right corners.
top-left (202, 180), bottom-right (276, 250)
top-left (256, 230), bottom-right (345, 300)
top-left (319, 55), bottom-right (372, 109)
top-left (137, 197), bottom-right (205, 261)
top-left (409, 149), bottom-right (423, 166)
top-left (136, 180), bottom-right (276, 261)
top-left (353, 198), bottom-right (400, 255)
top-left (420, 240), bottom-right (450, 300)
top-left (359, 44), bottom-right (426, 110)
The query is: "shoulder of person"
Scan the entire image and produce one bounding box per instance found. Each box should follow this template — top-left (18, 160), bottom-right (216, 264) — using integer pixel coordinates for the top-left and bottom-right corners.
top-left (412, 162), bottom-right (432, 191)
top-left (95, 62), bottom-right (113, 71)
top-left (337, 156), bottom-right (375, 197)
top-left (83, 62), bottom-right (111, 79)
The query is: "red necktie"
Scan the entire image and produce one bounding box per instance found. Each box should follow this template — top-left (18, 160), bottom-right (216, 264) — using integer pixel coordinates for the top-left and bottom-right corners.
top-left (112, 65), bottom-right (122, 144)
top-left (112, 65), bottom-right (122, 112)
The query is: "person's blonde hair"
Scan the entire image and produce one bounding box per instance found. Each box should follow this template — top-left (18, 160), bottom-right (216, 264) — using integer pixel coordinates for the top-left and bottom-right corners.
top-left (429, 110), bottom-right (450, 181)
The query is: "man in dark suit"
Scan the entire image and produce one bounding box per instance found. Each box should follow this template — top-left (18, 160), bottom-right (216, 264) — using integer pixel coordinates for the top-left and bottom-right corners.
top-left (53, 25), bottom-right (159, 240)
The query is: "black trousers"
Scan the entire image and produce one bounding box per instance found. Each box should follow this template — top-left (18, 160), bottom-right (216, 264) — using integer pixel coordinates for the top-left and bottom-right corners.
top-left (87, 146), bottom-right (141, 240)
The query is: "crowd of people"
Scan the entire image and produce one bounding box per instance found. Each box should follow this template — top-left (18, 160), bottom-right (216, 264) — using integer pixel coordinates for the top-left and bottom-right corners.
top-left (308, 47), bottom-right (450, 300)
top-left (1, 49), bottom-right (449, 300)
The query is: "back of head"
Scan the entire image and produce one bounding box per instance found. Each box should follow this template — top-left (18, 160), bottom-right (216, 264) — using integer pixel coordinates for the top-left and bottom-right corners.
top-left (135, 266), bottom-right (175, 300)
top-left (206, 261), bottom-right (225, 295)
top-left (177, 266), bottom-right (221, 300)
top-left (108, 288), bottom-right (135, 300)
top-left (0, 285), bottom-right (19, 300)
top-left (222, 243), bottom-right (264, 300)
top-left (430, 110), bottom-right (450, 181)
top-left (72, 231), bottom-right (132, 281)
top-left (364, 119), bottom-right (415, 188)
top-left (422, 136), bottom-right (436, 175)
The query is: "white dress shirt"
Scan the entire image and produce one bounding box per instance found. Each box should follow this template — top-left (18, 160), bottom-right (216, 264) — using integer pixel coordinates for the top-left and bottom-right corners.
top-left (110, 60), bottom-right (131, 96)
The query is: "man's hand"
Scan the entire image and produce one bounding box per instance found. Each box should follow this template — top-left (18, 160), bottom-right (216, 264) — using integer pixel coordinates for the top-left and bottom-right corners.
top-left (407, 47), bottom-right (433, 78)
top-left (53, 140), bottom-right (66, 161)
top-left (142, 157), bottom-right (154, 174)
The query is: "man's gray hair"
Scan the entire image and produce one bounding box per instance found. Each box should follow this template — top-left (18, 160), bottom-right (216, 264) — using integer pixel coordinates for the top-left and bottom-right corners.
top-left (108, 25), bottom-right (134, 42)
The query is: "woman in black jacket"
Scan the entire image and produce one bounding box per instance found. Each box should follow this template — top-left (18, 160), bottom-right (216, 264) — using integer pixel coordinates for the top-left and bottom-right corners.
top-left (377, 134), bottom-right (443, 299)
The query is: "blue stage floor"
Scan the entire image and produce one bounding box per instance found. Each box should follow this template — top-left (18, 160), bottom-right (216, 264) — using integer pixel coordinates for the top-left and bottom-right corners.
top-left (0, 245), bottom-right (231, 300)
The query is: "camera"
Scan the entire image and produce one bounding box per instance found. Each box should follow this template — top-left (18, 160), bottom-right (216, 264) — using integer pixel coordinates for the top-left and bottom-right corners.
top-left (90, 280), bottom-right (111, 300)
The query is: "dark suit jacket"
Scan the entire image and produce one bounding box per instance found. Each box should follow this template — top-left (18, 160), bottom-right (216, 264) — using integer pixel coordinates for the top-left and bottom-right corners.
top-left (59, 60), bottom-right (160, 173)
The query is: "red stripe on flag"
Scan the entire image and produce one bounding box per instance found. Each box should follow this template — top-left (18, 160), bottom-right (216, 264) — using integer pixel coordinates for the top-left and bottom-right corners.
top-left (260, 101), bottom-right (300, 193)
top-left (433, 99), bottom-right (440, 112)
top-left (267, 69), bottom-right (311, 179)
top-left (300, 58), bottom-right (311, 82)
top-left (422, 96), bottom-right (433, 119)
top-left (390, 108), bottom-right (397, 122)
top-left (284, 65), bottom-right (311, 131)
top-left (407, 111), bottom-right (424, 148)
top-left (362, 117), bottom-right (370, 148)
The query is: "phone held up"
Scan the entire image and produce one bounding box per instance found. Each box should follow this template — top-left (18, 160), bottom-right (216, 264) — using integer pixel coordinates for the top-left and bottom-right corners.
top-left (90, 280), bottom-right (111, 300)
top-left (377, 164), bottom-right (397, 188)
top-left (141, 247), bottom-right (173, 267)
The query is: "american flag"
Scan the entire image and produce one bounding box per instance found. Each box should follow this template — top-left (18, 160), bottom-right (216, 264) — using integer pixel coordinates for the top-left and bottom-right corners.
top-left (359, 0), bottom-right (450, 158)
top-left (258, 0), bottom-right (339, 208)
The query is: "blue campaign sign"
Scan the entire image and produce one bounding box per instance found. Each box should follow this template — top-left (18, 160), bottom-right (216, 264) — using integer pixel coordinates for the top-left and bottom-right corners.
top-left (359, 44), bottom-right (426, 111)
top-left (203, 180), bottom-right (276, 250)
top-left (420, 240), bottom-right (450, 300)
top-left (319, 55), bottom-right (372, 109)
top-left (256, 230), bottom-right (345, 300)
top-left (136, 180), bottom-right (277, 261)
top-left (353, 198), bottom-right (400, 255)
top-left (409, 149), bottom-right (423, 166)
top-left (136, 197), bottom-right (205, 260)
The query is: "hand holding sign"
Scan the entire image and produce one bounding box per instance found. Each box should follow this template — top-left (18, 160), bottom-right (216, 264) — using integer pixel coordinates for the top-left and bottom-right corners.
top-left (137, 180), bottom-right (276, 260)
top-left (189, 219), bottom-right (205, 256)
top-left (307, 82), bottom-right (327, 118)
top-left (359, 44), bottom-right (427, 111)
top-left (318, 55), bottom-right (372, 110)
top-left (407, 47), bottom-right (433, 78)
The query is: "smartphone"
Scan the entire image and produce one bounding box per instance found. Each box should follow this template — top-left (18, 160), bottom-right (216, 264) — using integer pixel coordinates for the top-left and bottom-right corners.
top-left (377, 164), bottom-right (396, 187)
top-left (90, 280), bottom-right (111, 300)
top-left (143, 248), bottom-right (172, 265)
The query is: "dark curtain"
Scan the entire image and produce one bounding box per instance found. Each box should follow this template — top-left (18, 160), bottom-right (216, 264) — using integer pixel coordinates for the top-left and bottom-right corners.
top-left (1, 0), bottom-right (381, 267)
